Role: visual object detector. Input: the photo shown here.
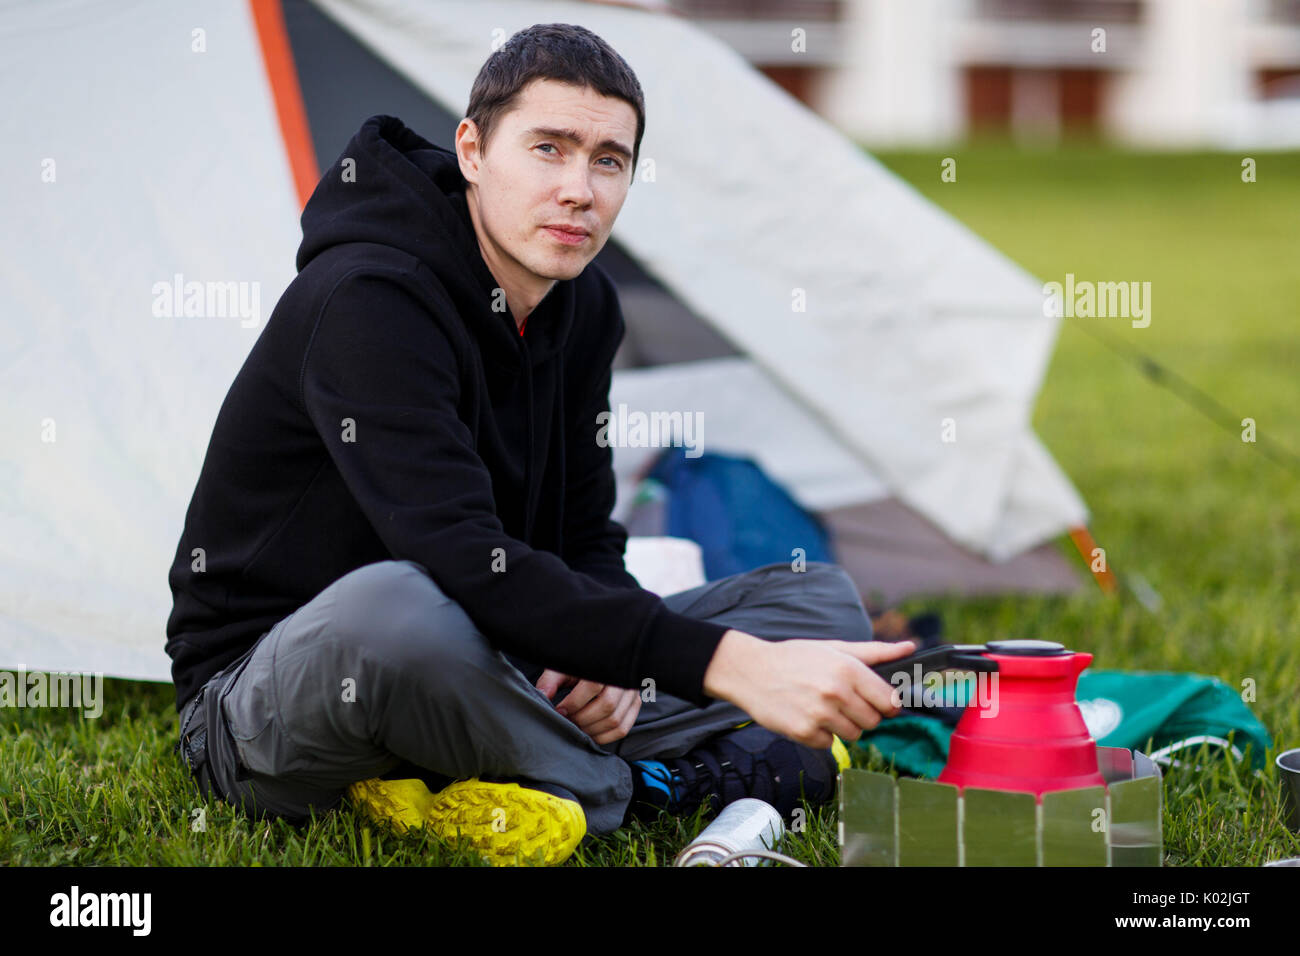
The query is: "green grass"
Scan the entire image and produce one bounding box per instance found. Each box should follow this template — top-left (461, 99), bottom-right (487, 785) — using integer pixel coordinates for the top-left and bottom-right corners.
top-left (870, 144), bottom-right (1300, 866)
top-left (0, 676), bottom-right (867, 866)
top-left (4, 144), bottom-right (1298, 866)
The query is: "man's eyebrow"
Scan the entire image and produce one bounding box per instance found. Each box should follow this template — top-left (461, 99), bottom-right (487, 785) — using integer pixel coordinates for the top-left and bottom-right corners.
top-left (522, 125), bottom-right (633, 162)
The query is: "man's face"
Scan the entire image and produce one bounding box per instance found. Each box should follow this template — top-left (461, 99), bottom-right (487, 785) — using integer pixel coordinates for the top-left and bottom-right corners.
top-left (456, 78), bottom-right (636, 290)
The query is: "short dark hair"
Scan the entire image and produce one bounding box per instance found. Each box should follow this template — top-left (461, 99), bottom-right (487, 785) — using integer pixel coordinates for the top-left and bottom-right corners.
top-left (465, 23), bottom-right (645, 175)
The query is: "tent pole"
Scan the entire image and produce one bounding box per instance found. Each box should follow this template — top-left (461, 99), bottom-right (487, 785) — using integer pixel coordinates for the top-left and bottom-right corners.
top-left (1068, 526), bottom-right (1118, 595)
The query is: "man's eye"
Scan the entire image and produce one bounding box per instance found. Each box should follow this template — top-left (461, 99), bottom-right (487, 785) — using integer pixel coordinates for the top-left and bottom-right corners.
top-left (536, 144), bottom-right (620, 169)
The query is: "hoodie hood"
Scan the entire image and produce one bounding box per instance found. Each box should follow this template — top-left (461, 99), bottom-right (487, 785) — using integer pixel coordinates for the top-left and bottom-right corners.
top-left (296, 114), bottom-right (573, 367)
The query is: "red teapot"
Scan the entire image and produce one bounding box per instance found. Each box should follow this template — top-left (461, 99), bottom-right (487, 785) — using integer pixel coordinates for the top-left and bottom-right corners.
top-left (873, 639), bottom-right (1106, 797)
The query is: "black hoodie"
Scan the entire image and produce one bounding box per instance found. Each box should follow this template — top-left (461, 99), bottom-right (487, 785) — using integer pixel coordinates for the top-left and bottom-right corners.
top-left (164, 115), bottom-right (730, 711)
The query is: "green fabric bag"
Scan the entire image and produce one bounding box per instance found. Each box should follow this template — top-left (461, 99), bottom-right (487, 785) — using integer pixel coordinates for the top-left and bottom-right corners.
top-left (856, 669), bottom-right (1273, 779)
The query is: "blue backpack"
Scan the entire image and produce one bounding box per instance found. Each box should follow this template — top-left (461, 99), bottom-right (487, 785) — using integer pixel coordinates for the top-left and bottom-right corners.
top-left (645, 448), bottom-right (834, 580)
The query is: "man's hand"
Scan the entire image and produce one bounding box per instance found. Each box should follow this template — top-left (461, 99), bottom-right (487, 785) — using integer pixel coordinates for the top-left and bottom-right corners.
top-left (536, 669), bottom-right (641, 745)
top-left (701, 630), bottom-right (915, 749)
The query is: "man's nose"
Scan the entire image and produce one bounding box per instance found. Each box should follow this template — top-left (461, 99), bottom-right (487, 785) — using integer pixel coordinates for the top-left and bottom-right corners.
top-left (557, 158), bottom-right (595, 207)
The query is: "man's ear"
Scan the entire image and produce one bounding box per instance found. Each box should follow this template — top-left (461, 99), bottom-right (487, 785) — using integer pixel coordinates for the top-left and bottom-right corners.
top-left (455, 118), bottom-right (482, 186)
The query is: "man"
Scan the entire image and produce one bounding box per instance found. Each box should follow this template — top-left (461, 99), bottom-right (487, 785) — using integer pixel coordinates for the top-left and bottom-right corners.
top-left (167, 23), bottom-right (912, 865)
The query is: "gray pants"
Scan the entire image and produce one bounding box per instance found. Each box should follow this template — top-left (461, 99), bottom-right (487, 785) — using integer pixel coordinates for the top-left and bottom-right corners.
top-left (177, 558), bottom-right (873, 836)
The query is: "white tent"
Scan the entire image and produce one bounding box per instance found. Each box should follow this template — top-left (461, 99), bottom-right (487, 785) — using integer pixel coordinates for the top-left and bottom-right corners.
top-left (0, 0), bottom-right (1088, 685)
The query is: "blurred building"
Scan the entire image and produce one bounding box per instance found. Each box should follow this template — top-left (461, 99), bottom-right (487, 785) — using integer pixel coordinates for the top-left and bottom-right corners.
top-left (669, 0), bottom-right (1300, 147)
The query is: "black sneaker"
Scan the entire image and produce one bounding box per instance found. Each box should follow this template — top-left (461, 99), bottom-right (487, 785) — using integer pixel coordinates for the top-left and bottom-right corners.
top-left (627, 724), bottom-right (845, 821)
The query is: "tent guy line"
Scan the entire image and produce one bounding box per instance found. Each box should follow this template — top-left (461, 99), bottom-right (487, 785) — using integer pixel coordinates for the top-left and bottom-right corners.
top-left (1066, 314), bottom-right (1300, 478)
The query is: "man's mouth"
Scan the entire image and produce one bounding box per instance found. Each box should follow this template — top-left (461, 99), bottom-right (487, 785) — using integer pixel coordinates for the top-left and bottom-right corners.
top-left (543, 225), bottom-right (590, 246)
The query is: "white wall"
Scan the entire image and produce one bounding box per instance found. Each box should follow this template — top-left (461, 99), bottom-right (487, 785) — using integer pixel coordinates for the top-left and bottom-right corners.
top-left (816, 0), bottom-right (963, 146)
top-left (813, 0), bottom-right (1286, 148)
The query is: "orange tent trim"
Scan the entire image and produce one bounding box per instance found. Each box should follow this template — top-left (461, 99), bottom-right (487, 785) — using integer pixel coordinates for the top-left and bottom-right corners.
top-left (250, 0), bottom-right (320, 210)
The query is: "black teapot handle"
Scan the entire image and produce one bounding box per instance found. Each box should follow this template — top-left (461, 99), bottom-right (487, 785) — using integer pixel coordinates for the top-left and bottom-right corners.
top-left (871, 639), bottom-right (1071, 684)
top-left (870, 644), bottom-right (998, 684)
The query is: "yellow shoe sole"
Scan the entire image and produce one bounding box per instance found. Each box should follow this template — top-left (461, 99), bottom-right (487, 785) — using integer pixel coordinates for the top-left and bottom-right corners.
top-left (347, 777), bottom-right (586, 867)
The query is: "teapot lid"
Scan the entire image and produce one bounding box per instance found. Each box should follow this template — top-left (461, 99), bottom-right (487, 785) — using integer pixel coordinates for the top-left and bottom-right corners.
top-left (985, 639), bottom-right (1071, 657)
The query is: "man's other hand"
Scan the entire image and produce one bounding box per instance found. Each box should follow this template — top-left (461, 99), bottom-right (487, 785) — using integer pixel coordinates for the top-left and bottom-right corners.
top-left (536, 669), bottom-right (641, 745)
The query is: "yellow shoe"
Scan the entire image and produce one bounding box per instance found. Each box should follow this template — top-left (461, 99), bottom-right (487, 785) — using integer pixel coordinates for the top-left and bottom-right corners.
top-left (347, 776), bottom-right (586, 866)
top-left (831, 735), bottom-right (851, 773)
